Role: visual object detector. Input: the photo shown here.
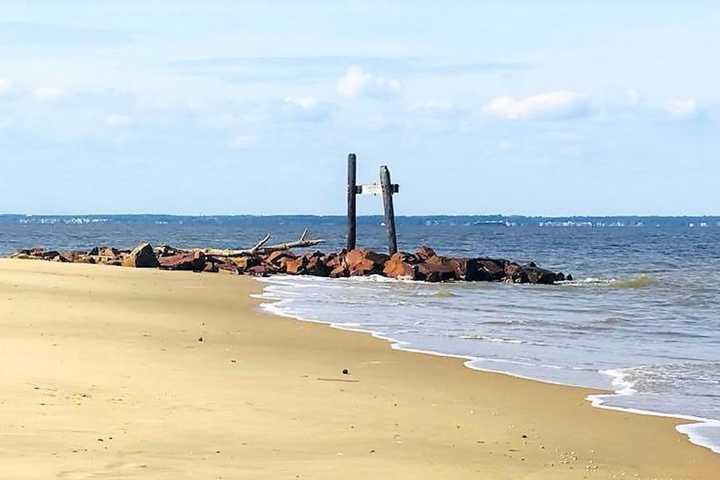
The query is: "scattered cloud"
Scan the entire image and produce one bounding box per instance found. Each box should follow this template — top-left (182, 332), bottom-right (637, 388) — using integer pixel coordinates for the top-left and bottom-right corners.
top-left (483, 91), bottom-right (590, 120)
top-left (336, 66), bottom-right (400, 99)
top-left (664, 97), bottom-right (699, 119)
top-left (283, 96), bottom-right (320, 110)
top-left (282, 96), bottom-right (333, 122)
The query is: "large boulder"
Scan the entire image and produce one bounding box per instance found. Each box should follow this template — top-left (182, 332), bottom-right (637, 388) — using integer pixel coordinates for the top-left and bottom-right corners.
top-left (159, 251), bottom-right (206, 271)
top-left (447, 258), bottom-right (491, 281)
top-left (383, 252), bottom-right (420, 280)
top-left (345, 249), bottom-right (388, 276)
top-left (232, 255), bottom-right (261, 273)
top-left (122, 243), bottom-right (160, 268)
top-left (217, 263), bottom-right (240, 274)
top-left (417, 261), bottom-right (457, 282)
top-left (325, 251), bottom-right (349, 278)
top-left (415, 246), bottom-right (437, 261)
top-left (286, 251), bottom-right (330, 276)
top-left (523, 266), bottom-right (558, 285)
top-left (476, 258), bottom-right (507, 281)
top-left (61, 250), bottom-right (89, 263)
top-left (263, 250), bottom-right (296, 273)
top-left (87, 246), bottom-right (123, 265)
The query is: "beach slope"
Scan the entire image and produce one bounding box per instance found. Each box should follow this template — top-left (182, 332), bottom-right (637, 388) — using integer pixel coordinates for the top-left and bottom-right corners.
top-left (0, 259), bottom-right (717, 479)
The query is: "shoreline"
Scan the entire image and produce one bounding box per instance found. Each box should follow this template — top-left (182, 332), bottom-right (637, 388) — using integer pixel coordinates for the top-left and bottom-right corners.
top-left (1, 259), bottom-right (719, 478)
top-left (256, 276), bottom-right (720, 456)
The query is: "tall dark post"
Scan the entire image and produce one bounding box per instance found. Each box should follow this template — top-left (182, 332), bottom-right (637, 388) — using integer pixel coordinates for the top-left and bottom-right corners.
top-left (380, 165), bottom-right (398, 255)
top-left (346, 153), bottom-right (357, 251)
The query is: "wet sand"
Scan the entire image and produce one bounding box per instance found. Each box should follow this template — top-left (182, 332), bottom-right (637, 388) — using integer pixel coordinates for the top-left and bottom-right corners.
top-left (0, 259), bottom-right (717, 479)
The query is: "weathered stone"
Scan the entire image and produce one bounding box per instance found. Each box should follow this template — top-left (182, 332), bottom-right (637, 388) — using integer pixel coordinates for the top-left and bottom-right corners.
top-left (329, 264), bottom-right (349, 278)
top-left (154, 245), bottom-right (180, 257)
top-left (29, 247), bottom-right (47, 257)
top-left (523, 266), bottom-right (558, 285)
top-left (305, 255), bottom-right (330, 276)
top-left (417, 262), bottom-right (457, 282)
top-left (415, 246), bottom-right (437, 261)
top-left (122, 243), bottom-right (160, 268)
top-left (383, 252), bottom-right (420, 280)
top-left (159, 251), bottom-right (206, 271)
top-left (217, 263), bottom-right (239, 274)
top-left (232, 255), bottom-right (261, 273)
top-left (263, 250), bottom-right (296, 273)
top-left (96, 256), bottom-right (123, 266)
top-left (246, 265), bottom-right (270, 277)
top-left (476, 258), bottom-right (507, 281)
top-left (504, 262), bottom-right (523, 282)
top-left (325, 251), bottom-right (348, 277)
top-left (286, 252), bottom-right (329, 276)
top-left (447, 258), bottom-right (491, 281)
top-left (52, 254), bottom-right (70, 262)
top-left (61, 251), bottom-right (88, 262)
top-left (345, 249), bottom-right (388, 276)
top-left (202, 262), bottom-right (219, 273)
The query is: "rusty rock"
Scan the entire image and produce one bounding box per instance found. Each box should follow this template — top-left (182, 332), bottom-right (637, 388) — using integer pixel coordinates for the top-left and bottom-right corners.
top-left (217, 263), bottom-right (240, 274)
top-left (159, 251), bottom-right (206, 271)
top-left (263, 250), bottom-right (296, 273)
top-left (417, 262), bottom-right (457, 282)
top-left (246, 265), bottom-right (270, 277)
top-left (345, 249), bottom-right (388, 276)
top-left (415, 246), bottom-right (437, 261)
top-left (122, 243), bottom-right (160, 268)
top-left (383, 252), bottom-right (420, 280)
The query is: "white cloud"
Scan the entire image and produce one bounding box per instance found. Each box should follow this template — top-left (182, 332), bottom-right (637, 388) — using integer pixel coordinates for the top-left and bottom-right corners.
top-left (282, 96), bottom-right (333, 122)
top-left (336, 66), bottom-right (400, 99)
top-left (483, 91), bottom-right (590, 120)
top-left (664, 97), bottom-right (699, 119)
top-left (32, 87), bottom-right (66, 102)
top-left (283, 96), bottom-right (319, 110)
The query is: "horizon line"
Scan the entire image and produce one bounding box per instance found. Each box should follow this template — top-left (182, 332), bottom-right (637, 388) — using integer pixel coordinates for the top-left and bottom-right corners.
top-left (3, 213), bottom-right (720, 219)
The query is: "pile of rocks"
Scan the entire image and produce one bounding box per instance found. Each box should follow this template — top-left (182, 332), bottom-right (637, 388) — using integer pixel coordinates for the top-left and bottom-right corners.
top-left (9, 243), bottom-right (571, 284)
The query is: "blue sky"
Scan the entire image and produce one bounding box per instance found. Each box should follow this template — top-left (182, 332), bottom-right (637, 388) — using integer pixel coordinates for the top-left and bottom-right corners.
top-left (0, 1), bottom-right (718, 215)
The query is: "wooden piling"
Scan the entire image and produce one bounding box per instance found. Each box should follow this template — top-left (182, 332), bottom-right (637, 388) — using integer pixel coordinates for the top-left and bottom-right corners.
top-left (346, 153), bottom-right (357, 251)
top-left (380, 165), bottom-right (398, 255)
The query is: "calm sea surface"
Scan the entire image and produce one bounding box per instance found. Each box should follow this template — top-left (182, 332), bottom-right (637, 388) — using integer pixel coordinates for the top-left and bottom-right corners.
top-left (1, 215), bottom-right (719, 453)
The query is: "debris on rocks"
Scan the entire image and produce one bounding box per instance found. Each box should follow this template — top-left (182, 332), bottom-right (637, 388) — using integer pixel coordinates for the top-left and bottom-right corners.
top-left (8, 232), bottom-right (570, 285)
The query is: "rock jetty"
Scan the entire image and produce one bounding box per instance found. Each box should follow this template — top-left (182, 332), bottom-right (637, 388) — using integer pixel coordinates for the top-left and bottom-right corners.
top-left (9, 244), bottom-right (571, 284)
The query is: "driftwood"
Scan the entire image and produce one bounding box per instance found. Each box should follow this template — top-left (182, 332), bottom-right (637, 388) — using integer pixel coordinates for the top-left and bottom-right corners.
top-left (197, 229), bottom-right (324, 258)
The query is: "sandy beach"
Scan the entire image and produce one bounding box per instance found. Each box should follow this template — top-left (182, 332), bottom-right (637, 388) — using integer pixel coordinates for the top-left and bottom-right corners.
top-left (0, 259), bottom-right (718, 479)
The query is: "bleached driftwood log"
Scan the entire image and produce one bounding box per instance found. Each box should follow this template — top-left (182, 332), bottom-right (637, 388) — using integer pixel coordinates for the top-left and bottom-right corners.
top-left (197, 229), bottom-right (324, 257)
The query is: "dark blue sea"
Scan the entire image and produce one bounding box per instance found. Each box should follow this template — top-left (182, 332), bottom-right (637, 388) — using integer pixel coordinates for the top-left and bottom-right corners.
top-left (1, 214), bottom-right (719, 453)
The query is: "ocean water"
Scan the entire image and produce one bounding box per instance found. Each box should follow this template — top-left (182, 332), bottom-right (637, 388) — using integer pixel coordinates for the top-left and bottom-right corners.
top-left (1, 214), bottom-right (719, 453)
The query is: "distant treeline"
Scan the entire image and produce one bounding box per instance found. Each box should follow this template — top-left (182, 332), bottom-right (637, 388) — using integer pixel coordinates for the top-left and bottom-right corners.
top-left (1, 214), bottom-right (718, 227)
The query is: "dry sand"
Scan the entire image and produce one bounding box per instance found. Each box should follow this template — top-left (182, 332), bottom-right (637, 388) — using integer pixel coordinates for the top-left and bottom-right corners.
top-left (0, 259), bottom-right (718, 479)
